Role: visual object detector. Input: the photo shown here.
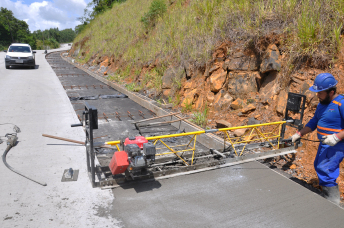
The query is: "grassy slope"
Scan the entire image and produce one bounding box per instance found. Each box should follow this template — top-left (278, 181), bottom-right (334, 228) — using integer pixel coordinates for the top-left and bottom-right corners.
top-left (73, 0), bottom-right (344, 83)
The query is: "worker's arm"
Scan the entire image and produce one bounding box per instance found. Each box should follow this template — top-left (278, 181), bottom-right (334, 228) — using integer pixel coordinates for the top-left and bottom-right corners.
top-left (298, 126), bottom-right (313, 136)
top-left (335, 130), bottom-right (344, 140)
top-left (291, 109), bottom-right (318, 143)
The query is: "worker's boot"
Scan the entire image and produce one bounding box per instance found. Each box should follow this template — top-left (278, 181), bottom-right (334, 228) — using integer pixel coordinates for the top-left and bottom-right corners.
top-left (322, 185), bottom-right (340, 205)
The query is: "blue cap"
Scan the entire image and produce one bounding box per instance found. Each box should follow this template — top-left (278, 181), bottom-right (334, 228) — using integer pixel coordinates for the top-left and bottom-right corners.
top-left (309, 73), bottom-right (338, 92)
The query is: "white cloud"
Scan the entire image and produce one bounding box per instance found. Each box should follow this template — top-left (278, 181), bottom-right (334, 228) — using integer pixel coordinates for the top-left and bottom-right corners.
top-left (0, 0), bottom-right (91, 32)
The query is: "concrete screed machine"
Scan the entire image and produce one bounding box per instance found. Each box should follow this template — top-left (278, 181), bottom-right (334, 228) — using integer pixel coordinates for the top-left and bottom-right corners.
top-left (71, 92), bottom-right (306, 188)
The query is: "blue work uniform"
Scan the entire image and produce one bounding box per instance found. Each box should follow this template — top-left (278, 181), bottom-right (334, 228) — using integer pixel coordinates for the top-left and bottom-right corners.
top-left (305, 95), bottom-right (344, 187)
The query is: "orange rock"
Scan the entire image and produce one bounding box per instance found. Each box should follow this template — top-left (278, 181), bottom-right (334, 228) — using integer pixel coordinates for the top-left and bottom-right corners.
top-left (181, 89), bottom-right (198, 107)
top-left (184, 80), bottom-right (193, 89)
top-left (241, 104), bottom-right (256, 114)
top-left (209, 70), bottom-right (227, 92)
top-left (215, 120), bottom-right (232, 128)
top-left (290, 164), bottom-right (297, 169)
top-left (206, 92), bottom-right (215, 103)
top-left (100, 58), bottom-right (109, 67)
top-left (213, 93), bottom-right (233, 111)
top-left (213, 91), bottom-right (222, 104)
top-left (233, 128), bottom-right (246, 137)
top-left (276, 90), bottom-right (288, 115)
top-left (163, 89), bottom-right (171, 97)
top-left (231, 98), bottom-right (244, 110)
top-left (195, 94), bottom-right (205, 110)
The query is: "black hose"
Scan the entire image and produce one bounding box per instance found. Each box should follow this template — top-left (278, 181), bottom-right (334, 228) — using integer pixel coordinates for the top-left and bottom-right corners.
top-left (301, 138), bottom-right (321, 142)
top-left (2, 142), bottom-right (47, 186)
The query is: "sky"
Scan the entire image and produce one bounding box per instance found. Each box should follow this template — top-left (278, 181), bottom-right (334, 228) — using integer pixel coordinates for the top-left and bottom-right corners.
top-left (0, 0), bottom-right (92, 32)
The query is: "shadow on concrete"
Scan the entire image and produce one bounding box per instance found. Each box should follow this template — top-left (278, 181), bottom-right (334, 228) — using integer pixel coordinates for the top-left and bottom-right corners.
top-left (7, 65), bottom-right (39, 70)
top-left (118, 179), bottom-right (162, 193)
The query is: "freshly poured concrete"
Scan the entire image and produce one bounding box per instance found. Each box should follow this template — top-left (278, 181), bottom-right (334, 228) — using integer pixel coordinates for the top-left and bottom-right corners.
top-left (0, 45), bottom-right (120, 227)
top-left (1, 45), bottom-right (344, 228)
top-left (111, 161), bottom-right (344, 227)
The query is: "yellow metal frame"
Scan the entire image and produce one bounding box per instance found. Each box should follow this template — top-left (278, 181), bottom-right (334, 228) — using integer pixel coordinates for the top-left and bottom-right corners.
top-left (104, 121), bottom-right (287, 166)
top-left (220, 122), bottom-right (284, 156)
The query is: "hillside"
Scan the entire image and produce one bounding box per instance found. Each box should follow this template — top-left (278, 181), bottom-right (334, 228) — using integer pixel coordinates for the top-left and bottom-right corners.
top-left (69, 0), bottom-right (344, 199)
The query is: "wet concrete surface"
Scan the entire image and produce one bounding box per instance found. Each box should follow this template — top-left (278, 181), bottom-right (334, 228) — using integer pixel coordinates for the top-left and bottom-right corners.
top-left (110, 161), bottom-right (344, 228)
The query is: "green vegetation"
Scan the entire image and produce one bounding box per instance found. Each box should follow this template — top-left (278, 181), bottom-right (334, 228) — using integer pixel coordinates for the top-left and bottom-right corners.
top-left (0, 7), bottom-right (76, 50)
top-left (182, 98), bottom-right (193, 113)
top-left (74, 0), bottom-right (344, 71)
top-left (125, 82), bottom-right (141, 92)
top-left (191, 106), bottom-right (209, 128)
top-left (141, 0), bottom-right (167, 30)
top-left (0, 7), bottom-right (35, 48)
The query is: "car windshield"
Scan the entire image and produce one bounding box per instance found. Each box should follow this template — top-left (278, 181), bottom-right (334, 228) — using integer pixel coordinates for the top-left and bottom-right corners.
top-left (8, 46), bottom-right (31, 53)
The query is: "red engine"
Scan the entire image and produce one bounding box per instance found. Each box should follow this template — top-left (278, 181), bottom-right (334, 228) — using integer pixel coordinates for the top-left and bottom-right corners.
top-left (124, 136), bottom-right (148, 149)
top-left (109, 136), bottom-right (156, 179)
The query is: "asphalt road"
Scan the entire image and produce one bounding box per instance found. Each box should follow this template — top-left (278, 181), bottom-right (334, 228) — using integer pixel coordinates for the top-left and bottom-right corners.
top-left (1, 44), bottom-right (344, 228)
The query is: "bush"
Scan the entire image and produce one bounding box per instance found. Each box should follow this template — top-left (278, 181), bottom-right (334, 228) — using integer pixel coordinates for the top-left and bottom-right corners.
top-left (141, 0), bottom-right (167, 29)
top-left (0, 44), bottom-right (7, 51)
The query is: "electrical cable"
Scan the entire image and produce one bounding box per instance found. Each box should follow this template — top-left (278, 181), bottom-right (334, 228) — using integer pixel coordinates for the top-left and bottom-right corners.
top-left (1, 133), bottom-right (47, 186)
top-left (300, 138), bottom-right (321, 142)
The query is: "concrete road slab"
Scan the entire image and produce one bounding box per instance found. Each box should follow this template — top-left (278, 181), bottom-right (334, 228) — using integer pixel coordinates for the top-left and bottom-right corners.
top-left (110, 161), bottom-right (344, 228)
top-left (0, 45), bottom-right (120, 227)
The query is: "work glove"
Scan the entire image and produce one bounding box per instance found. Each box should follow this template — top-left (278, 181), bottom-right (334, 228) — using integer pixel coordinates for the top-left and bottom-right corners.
top-left (291, 132), bottom-right (302, 143)
top-left (322, 134), bottom-right (341, 146)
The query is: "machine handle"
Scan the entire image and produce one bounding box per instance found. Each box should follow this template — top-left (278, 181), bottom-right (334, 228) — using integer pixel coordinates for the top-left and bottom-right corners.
top-left (71, 123), bottom-right (83, 127)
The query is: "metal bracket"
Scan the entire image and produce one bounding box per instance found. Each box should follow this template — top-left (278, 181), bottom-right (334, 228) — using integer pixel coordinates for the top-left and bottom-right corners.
top-left (61, 168), bottom-right (79, 182)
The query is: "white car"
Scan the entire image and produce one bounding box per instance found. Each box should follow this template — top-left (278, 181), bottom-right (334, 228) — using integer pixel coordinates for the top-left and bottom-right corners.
top-left (4, 43), bottom-right (36, 69)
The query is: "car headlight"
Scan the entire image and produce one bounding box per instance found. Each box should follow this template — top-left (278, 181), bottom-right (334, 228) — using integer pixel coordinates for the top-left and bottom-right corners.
top-left (5, 55), bottom-right (11, 59)
top-left (28, 56), bottom-right (33, 60)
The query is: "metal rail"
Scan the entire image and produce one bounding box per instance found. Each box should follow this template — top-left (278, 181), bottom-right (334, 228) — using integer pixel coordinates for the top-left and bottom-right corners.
top-left (103, 120), bottom-right (291, 166)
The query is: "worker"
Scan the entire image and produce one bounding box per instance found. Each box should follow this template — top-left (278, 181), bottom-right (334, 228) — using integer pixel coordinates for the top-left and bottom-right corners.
top-left (291, 73), bottom-right (344, 205)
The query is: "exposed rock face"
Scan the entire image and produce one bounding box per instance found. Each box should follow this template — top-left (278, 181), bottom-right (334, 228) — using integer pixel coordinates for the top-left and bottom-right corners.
top-left (213, 93), bottom-right (233, 111)
top-left (259, 71), bottom-right (279, 99)
top-left (195, 94), bottom-right (205, 109)
top-left (209, 70), bottom-right (227, 92)
top-left (260, 44), bottom-right (281, 73)
top-left (223, 52), bottom-right (259, 71)
top-left (181, 89), bottom-right (198, 107)
top-left (162, 66), bottom-right (182, 89)
top-left (227, 72), bottom-right (259, 99)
